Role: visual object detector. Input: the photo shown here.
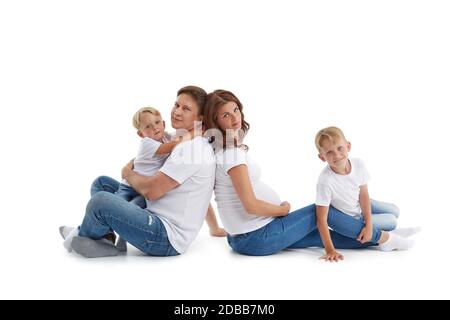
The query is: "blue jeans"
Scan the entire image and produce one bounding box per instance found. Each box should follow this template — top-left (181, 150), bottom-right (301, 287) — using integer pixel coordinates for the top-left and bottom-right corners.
top-left (91, 176), bottom-right (146, 209)
top-left (227, 204), bottom-right (379, 256)
top-left (371, 199), bottom-right (399, 231)
top-left (79, 176), bottom-right (179, 256)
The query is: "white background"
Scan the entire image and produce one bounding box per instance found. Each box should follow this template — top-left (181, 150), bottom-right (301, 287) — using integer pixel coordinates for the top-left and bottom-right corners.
top-left (1, 0), bottom-right (449, 299)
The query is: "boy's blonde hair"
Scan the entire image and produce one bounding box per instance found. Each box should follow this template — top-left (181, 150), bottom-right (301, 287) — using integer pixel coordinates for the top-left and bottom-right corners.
top-left (132, 107), bottom-right (161, 129)
top-left (315, 126), bottom-right (347, 151)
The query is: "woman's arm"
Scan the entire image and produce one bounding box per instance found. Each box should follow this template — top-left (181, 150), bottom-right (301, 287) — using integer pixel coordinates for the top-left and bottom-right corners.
top-left (228, 165), bottom-right (289, 217)
top-left (205, 204), bottom-right (227, 237)
top-left (122, 161), bottom-right (179, 201)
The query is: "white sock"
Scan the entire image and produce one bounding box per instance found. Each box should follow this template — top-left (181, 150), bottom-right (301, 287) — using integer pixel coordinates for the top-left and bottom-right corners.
top-left (63, 228), bottom-right (79, 252)
top-left (391, 227), bottom-right (421, 238)
top-left (379, 233), bottom-right (414, 252)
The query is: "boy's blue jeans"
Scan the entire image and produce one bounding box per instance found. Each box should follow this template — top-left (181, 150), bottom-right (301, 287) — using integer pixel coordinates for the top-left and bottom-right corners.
top-left (78, 176), bottom-right (179, 256)
top-left (371, 199), bottom-right (400, 231)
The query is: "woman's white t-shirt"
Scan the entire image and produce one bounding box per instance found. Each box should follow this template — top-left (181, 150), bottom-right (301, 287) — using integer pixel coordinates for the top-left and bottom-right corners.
top-left (146, 136), bottom-right (216, 253)
top-left (214, 147), bottom-right (281, 235)
top-left (315, 157), bottom-right (370, 217)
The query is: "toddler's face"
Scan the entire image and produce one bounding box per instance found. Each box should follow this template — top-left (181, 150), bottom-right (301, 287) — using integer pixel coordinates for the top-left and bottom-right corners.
top-left (318, 137), bottom-right (351, 170)
top-left (138, 112), bottom-right (165, 141)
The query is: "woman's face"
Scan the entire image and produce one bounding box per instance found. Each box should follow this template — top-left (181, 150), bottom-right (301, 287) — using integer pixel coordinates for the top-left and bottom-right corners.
top-left (215, 101), bottom-right (242, 131)
top-left (171, 93), bottom-right (201, 131)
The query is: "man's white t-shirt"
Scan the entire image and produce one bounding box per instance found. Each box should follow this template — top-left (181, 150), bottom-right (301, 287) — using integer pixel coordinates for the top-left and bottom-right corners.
top-left (146, 136), bottom-right (216, 254)
top-left (214, 147), bottom-right (281, 235)
top-left (315, 158), bottom-right (370, 217)
top-left (122, 133), bottom-right (171, 186)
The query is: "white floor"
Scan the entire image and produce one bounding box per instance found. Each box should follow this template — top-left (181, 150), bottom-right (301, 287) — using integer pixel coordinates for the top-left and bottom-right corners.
top-left (1, 220), bottom-right (447, 300)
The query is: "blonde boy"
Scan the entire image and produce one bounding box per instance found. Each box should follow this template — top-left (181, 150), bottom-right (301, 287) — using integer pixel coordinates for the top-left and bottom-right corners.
top-left (116, 107), bottom-right (180, 207)
top-left (314, 127), bottom-right (416, 262)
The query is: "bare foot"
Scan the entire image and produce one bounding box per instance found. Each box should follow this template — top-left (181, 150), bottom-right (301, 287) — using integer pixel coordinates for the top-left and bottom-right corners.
top-left (209, 228), bottom-right (227, 237)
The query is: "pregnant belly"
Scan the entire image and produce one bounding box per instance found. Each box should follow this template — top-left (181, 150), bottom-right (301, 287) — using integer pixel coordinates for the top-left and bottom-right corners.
top-left (253, 181), bottom-right (282, 205)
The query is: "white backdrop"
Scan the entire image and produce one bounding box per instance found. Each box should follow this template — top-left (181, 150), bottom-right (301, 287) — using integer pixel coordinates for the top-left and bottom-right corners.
top-left (1, 0), bottom-right (449, 299)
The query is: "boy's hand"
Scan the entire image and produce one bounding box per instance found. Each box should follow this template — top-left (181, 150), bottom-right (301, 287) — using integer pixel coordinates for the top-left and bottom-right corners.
top-left (320, 250), bottom-right (344, 262)
top-left (357, 226), bottom-right (373, 244)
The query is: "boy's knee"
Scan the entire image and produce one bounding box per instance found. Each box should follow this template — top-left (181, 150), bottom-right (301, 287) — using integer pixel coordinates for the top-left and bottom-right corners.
top-left (379, 216), bottom-right (398, 231)
top-left (392, 204), bottom-right (400, 218)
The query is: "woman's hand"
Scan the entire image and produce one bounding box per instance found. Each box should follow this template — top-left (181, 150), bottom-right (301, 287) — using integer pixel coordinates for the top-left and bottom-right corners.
top-left (280, 201), bottom-right (291, 216)
top-left (320, 250), bottom-right (344, 262)
top-left (209, 227), bottom-right (227, 237)
top-left (121, 159), bottom-right (134, 180)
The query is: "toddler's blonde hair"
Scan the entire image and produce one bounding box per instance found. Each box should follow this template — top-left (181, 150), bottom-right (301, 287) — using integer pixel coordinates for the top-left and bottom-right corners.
top-left (315, 126), bottom-right (347, 151)
top-left (132, 107), bottom-right (161, 129)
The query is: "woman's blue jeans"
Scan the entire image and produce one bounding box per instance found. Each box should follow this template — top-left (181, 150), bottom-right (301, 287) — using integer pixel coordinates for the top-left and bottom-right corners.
top-left (78, 176), bottom-right (179, 256)
top-left (227, 204), bottom-right (384, 256)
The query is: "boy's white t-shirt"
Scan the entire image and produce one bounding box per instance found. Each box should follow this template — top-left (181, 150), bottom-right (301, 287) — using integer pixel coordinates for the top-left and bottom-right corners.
top-left (122, 133), bottom-right (171, 186)
top-left (147, 136), bottom-right (216, 254)
top-left (214, 147), bottom-right (281, 235)
top-left (315, 157), bottom-right (370, 217)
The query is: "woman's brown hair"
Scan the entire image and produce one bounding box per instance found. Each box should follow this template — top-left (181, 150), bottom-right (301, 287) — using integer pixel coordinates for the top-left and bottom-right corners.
top-left (203, 89), bottom-right (250, 150)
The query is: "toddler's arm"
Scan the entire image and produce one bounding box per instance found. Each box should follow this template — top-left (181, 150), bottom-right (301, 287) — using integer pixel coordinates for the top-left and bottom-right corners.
top-left (155, 133), bottom-right (193, 155)
top-left (155, 139), bottom-right (181, 155)
top-left (316, 205), bottom-right (344, 262)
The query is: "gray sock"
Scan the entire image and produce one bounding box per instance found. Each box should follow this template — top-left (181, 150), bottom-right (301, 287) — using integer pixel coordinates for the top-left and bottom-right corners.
top-left (116, 236), bottom-right (128, 252)
top-left (71, 236), bottom-right (119, 258)
top-left (61, 227), bottom-right (78, 253)
top-left (59, 226), bottom-right (74, 240)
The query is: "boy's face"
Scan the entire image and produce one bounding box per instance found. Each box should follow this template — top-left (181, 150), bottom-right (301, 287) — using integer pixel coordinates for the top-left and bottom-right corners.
top-left (318, 137), bottom-right (351, 170)
top-left (137, 112), bottom-right (165, 141)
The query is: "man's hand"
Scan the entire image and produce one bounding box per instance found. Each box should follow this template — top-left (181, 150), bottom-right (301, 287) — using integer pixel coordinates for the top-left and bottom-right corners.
top-left (121, 160), bottom-right (134, 180)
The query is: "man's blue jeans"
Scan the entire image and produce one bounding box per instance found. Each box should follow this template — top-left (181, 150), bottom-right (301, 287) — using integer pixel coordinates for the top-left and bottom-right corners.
top-left (91, 175), bottom-right (146, 209)
top-left (78, 176), bottom-right (179, 256)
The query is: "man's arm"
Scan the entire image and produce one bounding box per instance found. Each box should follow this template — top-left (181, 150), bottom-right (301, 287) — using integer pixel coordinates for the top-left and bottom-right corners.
top-left (122, 162), bottom-right (179, 201)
